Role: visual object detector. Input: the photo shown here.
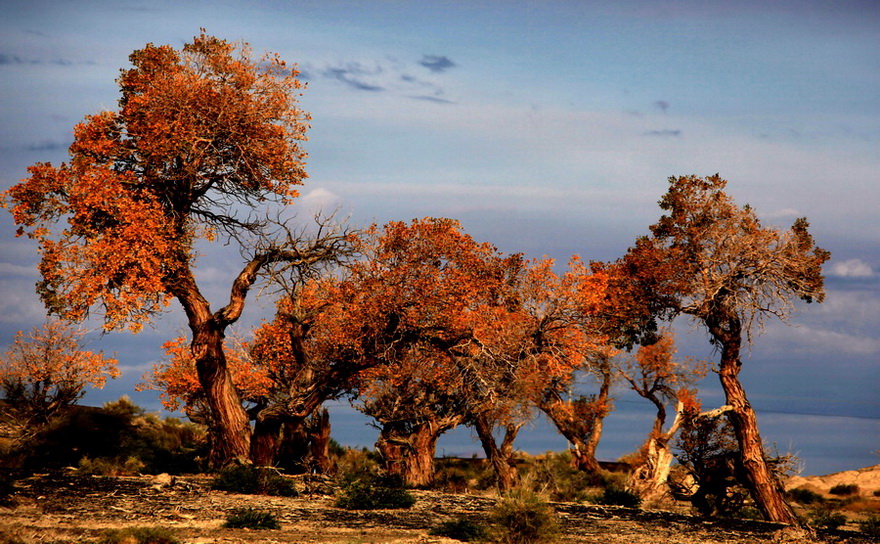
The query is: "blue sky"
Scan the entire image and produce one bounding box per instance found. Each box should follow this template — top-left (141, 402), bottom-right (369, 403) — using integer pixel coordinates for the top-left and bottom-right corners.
top-left (1, 1), bottom-right (878, 474)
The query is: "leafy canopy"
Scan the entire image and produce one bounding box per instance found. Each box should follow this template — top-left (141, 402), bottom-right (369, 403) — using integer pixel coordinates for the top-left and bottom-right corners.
top-left (2, 31), bottom-right (310, 331)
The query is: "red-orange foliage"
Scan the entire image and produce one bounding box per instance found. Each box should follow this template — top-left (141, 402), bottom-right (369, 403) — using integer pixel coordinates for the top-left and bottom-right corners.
top-left (3, 32), bottom-right (309, 333)
top-left (0, 320), bottom-right (119, 421)
top-left (3, 31), bottom-right (313, 464)
top-left (142, 334), bottom-right (270, 417)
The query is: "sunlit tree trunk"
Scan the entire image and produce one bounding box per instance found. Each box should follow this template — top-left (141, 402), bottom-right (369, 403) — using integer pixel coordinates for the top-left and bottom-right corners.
top-left (628, 401), bottom-right (682, 501)
top-left (540, 369), bottom-right (612, 476)
top-left (472, 415), bottom-right (521, 492)
top-left (250, 412), bottom-right (283, 466)
top-left (191, 321), bottom-right (252, 467)
top-left (711, 317), bottom-right (799, 524)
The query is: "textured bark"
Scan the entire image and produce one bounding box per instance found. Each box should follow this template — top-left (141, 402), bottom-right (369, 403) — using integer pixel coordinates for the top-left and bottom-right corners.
top-left (713, 318), bottom-right (799, 525)
top-left (472, 415), bottom-right (520, 492)
top-left (628, 402), bottom-right (683, 501)
top-left (191, 322), bottom-right (251, 467)
top-left (540, 369), bottom-right (612, 476)
top-left (308, 408), bottom-right (332, 474)
top-left (376, 413), bottom-right (462, 487)
top-left (250, 415), bottom-right (283, 466)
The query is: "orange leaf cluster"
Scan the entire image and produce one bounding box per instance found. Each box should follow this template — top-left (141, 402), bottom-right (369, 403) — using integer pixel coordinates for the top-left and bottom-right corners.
top-left (2, 31), bottom-right (311, 332)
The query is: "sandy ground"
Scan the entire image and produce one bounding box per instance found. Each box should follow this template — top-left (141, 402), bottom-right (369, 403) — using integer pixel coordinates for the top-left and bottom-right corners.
top-left (0, 469), bottom-right (878, 544)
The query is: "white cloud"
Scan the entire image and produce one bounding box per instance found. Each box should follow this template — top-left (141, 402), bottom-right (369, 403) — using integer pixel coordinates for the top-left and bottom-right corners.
top-left (828, 258), bottom-right (874, 278)
top-left (298, 187), bottom-right (343, 214)
top-left (786, 326), bottom-right (880, 356)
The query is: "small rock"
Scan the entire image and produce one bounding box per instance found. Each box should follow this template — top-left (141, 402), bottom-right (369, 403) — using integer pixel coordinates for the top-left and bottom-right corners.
top-left (153, 473), bottom-right (176, 488)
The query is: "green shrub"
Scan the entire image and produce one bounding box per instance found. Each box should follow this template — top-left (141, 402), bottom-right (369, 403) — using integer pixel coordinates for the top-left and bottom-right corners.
top-left (858, 514), bottom-right (880, 537)
top-left (829, 483), bottom-right (859, 496)
top-left (526, 451), bottom-right (601, 502)
top-left (10, 398), bottom-right (206, 474)
top-left (429, 517), bottom-right (490, 542)
top-left (335, 475), bottom-right (416, 510)
top-left (788, 486), bottom-right (825, 505)
top-left (490, 486), bottom-right (559, 544)
top-left (77, 455), bottom-right (145, 476)
top-left (809, 506), bottom-right (847, 530)
top-left (334, 447), bottom-right (381, 484)
top-left (210, 464), bottom-right (297, 497)
top-left (599, 486), bottom-right (642, 509)
top-left (223, 508), bottom-right (281, 530)
top-left (97, 526), bottom-right (179, 544)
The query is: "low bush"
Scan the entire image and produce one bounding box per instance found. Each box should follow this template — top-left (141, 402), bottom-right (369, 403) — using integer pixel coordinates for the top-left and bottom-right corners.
top-left (858, 514), bottom-right (880, 537)
top-left (335, 474), bottom-right (416, 510)
top-left (527, 451), bottom-right (601, 502)
top-left (599, 486), bottom-right (642, 509)
top-left (223, 507), bottom-right (281, 530)
top-left (829, 483), bottom-right (860, 496)
top-left (809, 506), bottom-right (848, 530)
top-left (210, 464), bottom-right (297, 497)
top-left (788, 486), bottom-right (825, 505)
top-left (429, 517), bottom-right (490, 542)
top-left (490, 486), bottom-right (559, 544)
top-left (97, 527), bottom-right (179, 544)
top-left (77, 455), bottom-right (145, 476)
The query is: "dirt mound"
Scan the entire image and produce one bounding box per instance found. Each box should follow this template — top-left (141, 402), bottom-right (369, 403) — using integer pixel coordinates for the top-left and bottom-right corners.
top-left (788, 465), bottom-right (880, 495)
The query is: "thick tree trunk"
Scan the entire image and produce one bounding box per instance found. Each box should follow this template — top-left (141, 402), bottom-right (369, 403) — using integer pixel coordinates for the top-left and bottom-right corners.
top-left (308, 408), bottom-right (332, 474)
top-left (377, 428), bottom-right (437, 488)
top-left (192, 322), bottom-right (251, 467)
top-left (472, 415), bottom-right (520, 492)
top-left (714, 320), bottom-right (799, 525)
top-left (250, 415), bottom-right (283, 466)
top-left (376, 419), bottom-right (449, 487)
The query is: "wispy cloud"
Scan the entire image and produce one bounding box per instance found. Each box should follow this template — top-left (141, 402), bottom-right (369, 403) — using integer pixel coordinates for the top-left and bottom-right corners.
top-left (312, 57), bottom-right (455, 102)
top-left (643, 129), bottom-right (681, 137)
top-left (323, 63), bottom-right (385, 92)
top-left (419, 55), bottom-right (456, 73)
top-left (829, 258), bottom-right (875, 278)
top-left (0, 53), bottom-right (94, 67)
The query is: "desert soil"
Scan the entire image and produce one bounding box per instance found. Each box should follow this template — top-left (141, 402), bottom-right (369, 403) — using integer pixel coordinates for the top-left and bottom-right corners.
top-left (1, 470), bottom-right (878, 544)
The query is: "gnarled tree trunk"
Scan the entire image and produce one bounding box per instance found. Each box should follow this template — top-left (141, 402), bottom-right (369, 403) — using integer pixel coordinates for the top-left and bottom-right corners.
top-left (539, 369), bottom-right (612, 476)
top-left (712, 318), bottom-right (799, 524)
top-left (191, 320), bottom-right (252, 467)
top-left (376, 414), bottom-right (462, 487)
top-left (628, 401), bottom-right (683, 501)
top-left (472, 415), bottom-right (521, 492)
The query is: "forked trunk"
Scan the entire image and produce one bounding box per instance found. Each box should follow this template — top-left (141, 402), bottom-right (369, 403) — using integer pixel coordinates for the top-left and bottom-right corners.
top-left (714, 320), bottom-right (799, 524)
top-left (628, 402), bottom-right (683, 501)
top-left (472, 415), bottom-right (520, 492)
top-left (539, 370), bottom-right (612, 476)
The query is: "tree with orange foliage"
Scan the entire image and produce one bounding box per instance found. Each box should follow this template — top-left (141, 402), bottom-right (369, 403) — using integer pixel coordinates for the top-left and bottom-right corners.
top-left (2, 32), bottom-right (353, 465)
top-left (622, 175), bottom-right (829, 523)
top-left (497, 257), bottom-right (619, 476)
top-left (357, 345), bottom-right (467, 487)
top-left (618, 332), bottom-right (707, 500)
top-left (0, 320), bottom-right (119, 423)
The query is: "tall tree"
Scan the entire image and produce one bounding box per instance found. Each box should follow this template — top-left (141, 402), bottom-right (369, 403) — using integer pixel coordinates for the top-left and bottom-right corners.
top-left (1, 320), bottom-right (119, 423)
top-left (2, 32), bottom-right (342, 465)
top-left (622, 174), bottom-right (829, 523)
